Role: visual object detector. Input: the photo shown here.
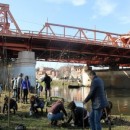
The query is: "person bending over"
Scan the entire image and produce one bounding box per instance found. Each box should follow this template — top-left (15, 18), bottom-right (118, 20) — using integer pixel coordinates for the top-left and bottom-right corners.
top-left (47, 99), bottom-right (67, 126)
top-left (3, 96), bottom-right (18, 114)
top-left (30, 95), bottom-right (44, 115)
top-left (66, 101), bottom-right (89, 128)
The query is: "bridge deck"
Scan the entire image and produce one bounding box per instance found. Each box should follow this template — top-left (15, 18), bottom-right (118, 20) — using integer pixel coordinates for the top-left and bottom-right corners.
top-left (0, 2), bottom-right (130, 67)
top-left (0, 31), bottom-right (130, 67)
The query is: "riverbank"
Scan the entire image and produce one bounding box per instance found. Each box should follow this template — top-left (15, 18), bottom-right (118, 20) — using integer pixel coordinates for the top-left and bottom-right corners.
top-left (0, 93), bottom-right (130, 130)
top-left (0, 110), bottom-right (130, 130)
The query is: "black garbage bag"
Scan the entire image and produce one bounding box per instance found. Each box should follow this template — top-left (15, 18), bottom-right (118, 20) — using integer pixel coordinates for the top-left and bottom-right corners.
top-left (15, 124), bottom-right (26, 130)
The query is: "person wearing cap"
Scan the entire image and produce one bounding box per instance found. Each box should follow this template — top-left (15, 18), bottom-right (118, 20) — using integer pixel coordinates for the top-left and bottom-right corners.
top-left (66, 101), bottom-right (89, 128)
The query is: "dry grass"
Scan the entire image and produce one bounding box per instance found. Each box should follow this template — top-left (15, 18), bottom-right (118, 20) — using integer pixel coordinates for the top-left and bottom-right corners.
top-left (0, 113), bottom-right (130, 130)
top-left (0, 92), bottom-right (130, 130)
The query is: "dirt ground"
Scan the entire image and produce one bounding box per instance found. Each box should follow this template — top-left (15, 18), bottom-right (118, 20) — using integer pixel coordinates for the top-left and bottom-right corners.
top-left (0, 91), bottom-right (130, 130)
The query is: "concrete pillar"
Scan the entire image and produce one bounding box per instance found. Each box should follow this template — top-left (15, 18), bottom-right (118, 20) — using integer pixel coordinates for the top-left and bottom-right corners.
top-left (13, 51), bottom-right (36, 87)
top-left (81, 66), bottom-right (91, 87)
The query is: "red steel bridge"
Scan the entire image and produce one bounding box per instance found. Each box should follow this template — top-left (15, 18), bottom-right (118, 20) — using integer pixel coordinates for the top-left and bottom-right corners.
top-left (0, 3), bottom-right (130, 68)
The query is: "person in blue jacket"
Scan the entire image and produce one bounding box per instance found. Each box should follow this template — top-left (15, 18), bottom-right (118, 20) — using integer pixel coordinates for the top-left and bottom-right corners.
top-left (83, 70), bottom-right (109, 130)
top-left (3, 96), bottom-right (18, 114)
top-left (29, 95), bottom-right (44, 115)
top-left (21, 75), bottom-right (31, 104)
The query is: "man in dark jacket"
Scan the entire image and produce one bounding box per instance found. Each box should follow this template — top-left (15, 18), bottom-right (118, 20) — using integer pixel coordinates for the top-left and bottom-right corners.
top-left (83, 70), bottom-right (109, 130)
top-left (16, 73), bottom-right (23, 102)
top-left (41, 73), bottom-right (52, 99)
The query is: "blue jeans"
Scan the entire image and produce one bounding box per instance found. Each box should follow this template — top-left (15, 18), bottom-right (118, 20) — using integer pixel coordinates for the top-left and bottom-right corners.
top-left (47, 112), bottom-right (63, 121)
top-left (89, 109), bottom-right (102, 130)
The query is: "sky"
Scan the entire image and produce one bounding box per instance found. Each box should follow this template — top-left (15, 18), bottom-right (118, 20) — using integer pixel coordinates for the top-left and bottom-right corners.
top-left (1, 0), bottom-right (130, 69)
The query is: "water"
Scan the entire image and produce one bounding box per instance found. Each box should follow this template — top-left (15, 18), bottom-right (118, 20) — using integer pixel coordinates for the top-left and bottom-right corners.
top-left (106, 88), bottom-right (130, 115)
top-left (51, 86), bottom-right (130, 115)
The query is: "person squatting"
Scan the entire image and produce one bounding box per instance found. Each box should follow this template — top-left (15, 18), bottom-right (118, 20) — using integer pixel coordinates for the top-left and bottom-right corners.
top-left (47, 99), bottom-right (67, 126)
top-left (29, 95), bottom-right (44, 115)
top-left (3, 96), bottom-right (18, 114)
top-left (66, 101), bottom-right (89, 128)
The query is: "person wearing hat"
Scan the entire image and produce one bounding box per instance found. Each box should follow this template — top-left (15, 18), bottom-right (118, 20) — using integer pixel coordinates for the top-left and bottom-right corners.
top-left (66, 101), bottom-right (89, 128)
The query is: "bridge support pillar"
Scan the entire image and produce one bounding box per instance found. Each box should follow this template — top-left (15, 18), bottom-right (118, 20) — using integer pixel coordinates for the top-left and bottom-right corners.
top-left (81, 66), bottom-right (92, 87)
top-left (13, 51), bottom-right (36, 88)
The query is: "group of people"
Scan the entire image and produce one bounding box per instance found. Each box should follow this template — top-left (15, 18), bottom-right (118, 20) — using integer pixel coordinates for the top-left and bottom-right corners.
top-left (2, 69), bottom-right (111, 130)
top-left (47, 70), bottom-right (112, 130)
top-left (11, 73), bottom-right (31, 104)
top-left (47, 98), bottom-right (90, 127)
top-left (12, 72), bottom-right (52, 104)
top-left (2, 73), bottom-right (31, 114)
top-left (2, 72), bottom-right (52, 115)
top-left (2, 94), bottom-right (45, 116)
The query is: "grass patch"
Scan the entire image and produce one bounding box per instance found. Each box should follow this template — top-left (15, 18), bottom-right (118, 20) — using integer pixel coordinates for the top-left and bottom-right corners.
top-left (0, 91), bottom-right (130, 130)
top-left (0, 103), bottom-right (130, 130)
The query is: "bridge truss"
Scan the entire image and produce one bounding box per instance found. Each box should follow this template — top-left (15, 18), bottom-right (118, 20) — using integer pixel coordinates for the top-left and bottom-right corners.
top-left (0, 3), bottom-right (130, 67)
